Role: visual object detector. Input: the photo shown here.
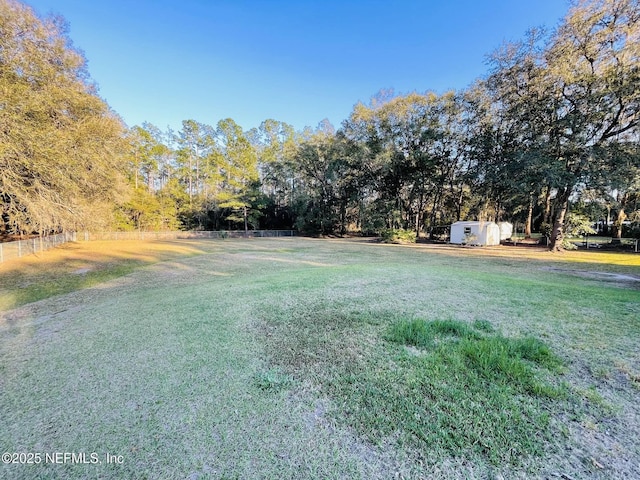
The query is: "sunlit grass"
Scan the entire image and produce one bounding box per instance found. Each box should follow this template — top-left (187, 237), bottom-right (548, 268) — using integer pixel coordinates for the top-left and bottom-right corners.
top-left (370, 239), bottom-right (640, 269)
top-left (0, 240), bottom-right (212, 310)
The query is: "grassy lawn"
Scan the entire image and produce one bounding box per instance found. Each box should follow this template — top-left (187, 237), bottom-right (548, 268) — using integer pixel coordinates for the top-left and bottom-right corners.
top-left (1, 238), bottom-right (639, 479)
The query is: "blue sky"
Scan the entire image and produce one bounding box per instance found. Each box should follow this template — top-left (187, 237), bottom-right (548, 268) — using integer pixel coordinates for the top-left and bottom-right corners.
top-left (26, 0), bottom-right (570, 133)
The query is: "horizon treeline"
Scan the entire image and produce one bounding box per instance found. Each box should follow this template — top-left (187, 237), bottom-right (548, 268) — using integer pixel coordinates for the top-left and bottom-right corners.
top-left (1, 0), bottom-right (639, 250)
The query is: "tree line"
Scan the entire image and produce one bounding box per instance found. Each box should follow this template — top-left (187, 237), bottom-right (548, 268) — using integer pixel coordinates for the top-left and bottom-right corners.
top-left (1, 0), bottom-right (639, 251)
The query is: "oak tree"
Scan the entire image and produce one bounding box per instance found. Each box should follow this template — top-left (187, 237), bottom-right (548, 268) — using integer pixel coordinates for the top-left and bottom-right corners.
top-left (1, 0), bottom-right (127, 235)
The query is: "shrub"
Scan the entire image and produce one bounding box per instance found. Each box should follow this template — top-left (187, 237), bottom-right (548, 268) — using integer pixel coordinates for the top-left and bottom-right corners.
top-left (565, 213), bottom-right (597, 237)
top-left (539, 222), bottom-right (553, 240)
top-left (380, 228), bottom-right (416, 244)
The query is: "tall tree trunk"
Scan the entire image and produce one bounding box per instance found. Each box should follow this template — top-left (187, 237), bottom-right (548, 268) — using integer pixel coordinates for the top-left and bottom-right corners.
top-left (549, 187), bottom-right (571, 252)
top-left (525, 194), bottom-right (533, 238)
top-left (543, 187), bottom-right (552, 225)
top-left (428, 187), bottom-right (443, 239)
top-left (415, 191), bottom-right (425, 238)
top-left (612, 193), bottom-right (627, 241)
top-left (456, 189), bottom-right (464, 221)
top-left (612, 209), bottom-right (626, 241)
top-left (188, 156), bottom-right (193, 206)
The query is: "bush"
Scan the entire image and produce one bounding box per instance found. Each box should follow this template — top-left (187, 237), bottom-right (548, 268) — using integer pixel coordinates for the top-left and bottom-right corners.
top-left (627, 210), bottom-right (640, 239)
top-left (380, 228), bottom-right (416, 244)
top-left (565, 213), bottom-right (596, 237)
top-left (539, 222), bottom-right (553, 240)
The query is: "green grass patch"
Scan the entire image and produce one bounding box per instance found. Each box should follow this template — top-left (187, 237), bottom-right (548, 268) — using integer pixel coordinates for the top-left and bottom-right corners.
top-left (5, 263), bottom-right (142, 308)
top-left (472, 319), bottom-right (495, 333)
top-left (253, 367), bottom-right (294, 392)
top-left (386, 318), bottom-right (479, 348)
top-left (324, 319), bottom-right (566, 463)
top-left (386, 317), bottom-right (435, 347)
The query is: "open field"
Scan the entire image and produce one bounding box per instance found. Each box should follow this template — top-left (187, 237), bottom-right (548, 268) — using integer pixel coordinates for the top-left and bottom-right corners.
top-left (1, 238), bottom-right (639, 479)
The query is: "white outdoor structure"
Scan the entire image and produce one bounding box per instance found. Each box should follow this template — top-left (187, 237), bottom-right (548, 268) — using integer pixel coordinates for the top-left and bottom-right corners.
top-left (450, 221), bottom-right (501, 246)
top-left (498, 222), bottom-right (513, 241)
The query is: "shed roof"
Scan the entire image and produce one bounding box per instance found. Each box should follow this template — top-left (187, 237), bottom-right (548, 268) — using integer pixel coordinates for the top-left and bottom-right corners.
top-left (451, 221), bottom-right (498, 226)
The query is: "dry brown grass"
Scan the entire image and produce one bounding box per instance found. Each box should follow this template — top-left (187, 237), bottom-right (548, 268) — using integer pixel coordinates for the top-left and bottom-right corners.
top-left (0, 239), bottom-right (209, 272)
top-left (339, 238), bottom-right (640, 269)
top-left (0, 240), bottom-right (215, 311)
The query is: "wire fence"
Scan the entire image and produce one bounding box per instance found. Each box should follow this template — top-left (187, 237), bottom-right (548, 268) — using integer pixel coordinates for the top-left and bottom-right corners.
top-left (0, 230), bottom-right (297, 264)
top-left (81, 230), bottom-right (296, 241)
top-left (0, 232), bottom-right (77, 264)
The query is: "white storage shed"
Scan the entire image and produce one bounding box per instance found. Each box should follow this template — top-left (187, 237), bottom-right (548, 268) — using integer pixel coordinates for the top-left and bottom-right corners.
top-left (450, 221), bottom-right (501, 246)
top-left (498, 222), bottom-right (513, 241)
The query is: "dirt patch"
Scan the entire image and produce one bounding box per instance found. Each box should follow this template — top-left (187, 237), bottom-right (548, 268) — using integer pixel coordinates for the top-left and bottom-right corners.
top-left (541, 267), bottom-right (640, 288)
top-left (72, 267), bottom-right (92, 275)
